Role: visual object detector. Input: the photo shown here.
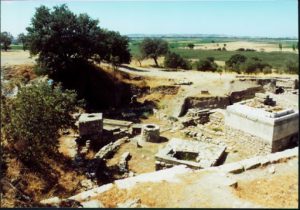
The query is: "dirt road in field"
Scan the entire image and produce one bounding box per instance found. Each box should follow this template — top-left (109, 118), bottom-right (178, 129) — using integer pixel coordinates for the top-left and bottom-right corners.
top-left (185, 41), bottom-right (298, 53)
top-left (1, 50), bottom-right (36, 66)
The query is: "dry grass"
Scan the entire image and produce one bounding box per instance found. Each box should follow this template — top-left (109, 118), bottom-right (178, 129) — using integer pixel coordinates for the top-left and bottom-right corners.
top-left (234, 172), bottom-right (298, 208)
top-left (2, 64), bottom-right (36, 81)
top-left (95, 181), bottom-right (184, 208)
top-left (106, 140), bottom-right (167, 174)
top-left (130, 57), bottom-right (164, 67)
top-left (1, 142), bottom-right (88, 207)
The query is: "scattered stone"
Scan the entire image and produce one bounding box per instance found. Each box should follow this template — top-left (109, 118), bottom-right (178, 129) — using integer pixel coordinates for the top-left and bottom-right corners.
top-left (94, 137), bottom-right (129, 160)
top-left (40, 197), bottom-right (62, 206)
top-left (81, 200), bottom-right (104, 208)
top-left (268, 166), bottom-right (276, 174)
top-left (117, 198), bottom-right (142, 208)
top-left (80, 179), bottom-right (94, 190)
top-left (118, 152), bottom-right (132, 173)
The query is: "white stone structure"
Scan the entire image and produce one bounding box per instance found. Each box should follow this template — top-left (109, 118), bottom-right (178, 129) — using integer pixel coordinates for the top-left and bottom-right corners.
top-left (155, 138), bottom-right (226, 169)
top-left (225, 101), bottom-right (298, 152)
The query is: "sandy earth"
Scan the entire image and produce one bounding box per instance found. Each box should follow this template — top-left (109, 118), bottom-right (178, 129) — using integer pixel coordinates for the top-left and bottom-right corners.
top-left (91, 157), bottom-right (298, 208)
top-left (117, 64), bottom-right (297, 117)
top-left (1, 50), bottom-right (36, 66)
top-left (185, 41), bottom-right (298, 53)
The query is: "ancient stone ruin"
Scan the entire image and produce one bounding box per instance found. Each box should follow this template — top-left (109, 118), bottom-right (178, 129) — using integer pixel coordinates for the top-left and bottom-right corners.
top-left (155, 138), bottom-right (226, 170)
top-left (225, 97), bottom-right (299, 152)
top-left (78, 113), bottom-right (103, 143)
top-left (140, 124), bottom-right (160, 142)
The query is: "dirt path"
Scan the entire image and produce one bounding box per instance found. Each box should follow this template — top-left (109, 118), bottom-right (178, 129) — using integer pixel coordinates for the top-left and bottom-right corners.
top-left (1, 50), bottom-right (36, 66)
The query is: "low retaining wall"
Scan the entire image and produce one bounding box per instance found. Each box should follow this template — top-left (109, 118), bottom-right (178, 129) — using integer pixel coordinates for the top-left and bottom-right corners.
top-left (55, 147), bottom-right (298, 206)
top-left (179, 86), bottom-right (264, 116)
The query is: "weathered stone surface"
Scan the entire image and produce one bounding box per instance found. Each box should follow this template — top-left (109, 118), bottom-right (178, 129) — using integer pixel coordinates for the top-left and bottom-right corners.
top-left (219, 162), bottom-right (244, 174)
top-left (68, 183), bottom-right (113, 201)
top-left (140, 124), bottom-right (160, 142)
top-left (78, 113), bottom-right (103, 137)
top-left (40, 197), bottom-right (61, 206)
top-left (240, 158), bottom-right (261, 170)
top-left (225, 101), bottom-right (298, 152)
top-left (155, 138), bottom-right (226, 169)
top-left (131, 124), bottom-right (142, 135)
top-left (118, 152), bottom-right (131, 173)
top-left (80, 179), bottom-right (94, 190)
top-left (94, 137), bottom-right (129, 160)
top-left (116, 198), bottom-right (143, 208)
top-left (81, 200), bottom-right (104, 208)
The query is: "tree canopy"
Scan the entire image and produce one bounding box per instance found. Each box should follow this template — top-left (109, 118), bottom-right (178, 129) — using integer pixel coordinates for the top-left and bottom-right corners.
top-left (164, 52), bottom-right (191, 70)
top-left (187, 43), bottom-right (195, 49)
top-left (0, 32), bottom-right (13, 51)
top-left (196, 57), bottom-right (218, 72)
top-left (17, 33), bottom-right (27, 51)
top-left (25, 4), bottom-right (131, 80)
top-left (1, 81), bottom-right (81, 161)
top-left (139, 38), bottom-right (169, 67)
top-left (225, 54), bottom-right (247, 70)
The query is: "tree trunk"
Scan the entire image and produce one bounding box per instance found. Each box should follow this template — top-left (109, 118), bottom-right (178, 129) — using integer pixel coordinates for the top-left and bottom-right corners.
top-left (153, 57), bottom-right (158, 67)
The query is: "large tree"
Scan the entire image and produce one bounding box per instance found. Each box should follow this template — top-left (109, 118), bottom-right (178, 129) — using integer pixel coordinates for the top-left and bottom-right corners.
top-left (25, 4), bottom-right (131, 80)
top-left (17, 33), bottom-right (27, 51)
top-left (0, 32), bottom-right (13, 51)
top-left (139, 38), bottom-right (169, 67)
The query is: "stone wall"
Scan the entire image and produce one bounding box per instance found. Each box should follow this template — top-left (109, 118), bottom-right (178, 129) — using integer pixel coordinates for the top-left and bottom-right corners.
top-left (225, 103), bottom-right (299, 152)
top-left (229, 86), bottom-right (264, 104)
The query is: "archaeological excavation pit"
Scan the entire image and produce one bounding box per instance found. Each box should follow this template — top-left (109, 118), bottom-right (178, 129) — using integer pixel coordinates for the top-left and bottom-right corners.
top-left (155, 138), bottom-right (226, 170)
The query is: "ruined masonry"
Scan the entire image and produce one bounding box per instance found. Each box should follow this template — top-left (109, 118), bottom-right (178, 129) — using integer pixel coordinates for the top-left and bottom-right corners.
top-left (225, 96), bottom-right (298, 152)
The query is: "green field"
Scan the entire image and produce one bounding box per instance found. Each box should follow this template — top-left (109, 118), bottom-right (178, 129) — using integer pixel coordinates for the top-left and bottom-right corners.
top-left (129, 38), bottom-right (298, 70)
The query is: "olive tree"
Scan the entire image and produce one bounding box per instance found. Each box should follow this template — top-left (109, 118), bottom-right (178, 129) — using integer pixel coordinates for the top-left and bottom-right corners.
top-left (25, 4), bottom-right (131, 81)
top-left (0, 32), bottom-right (13, 51)
top-left (139, 38), bottom-right (169, 67)
top-left (17, 33), bottom-right (27, 51)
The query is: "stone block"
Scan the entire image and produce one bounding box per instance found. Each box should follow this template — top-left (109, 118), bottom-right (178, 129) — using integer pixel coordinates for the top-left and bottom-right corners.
top-left (79, 113), bottom-right (103, 137)
top-left (141, 124), bottom-right (160, 142)
top-left (40, 197), bottom-right (61, 206)
top-left (219, 162), bottom-right (244, 174)
top-left (81, 200), bottom-right (104, 208)
top-left (241, 158), bottom-right (261, 170)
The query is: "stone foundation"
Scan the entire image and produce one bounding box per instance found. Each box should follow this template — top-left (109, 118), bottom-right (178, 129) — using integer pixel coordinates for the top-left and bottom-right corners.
top-left (225, 100), bottom-right (299, 152)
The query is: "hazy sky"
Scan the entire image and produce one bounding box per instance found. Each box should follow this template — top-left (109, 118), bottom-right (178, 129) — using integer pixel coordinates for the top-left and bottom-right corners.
top-left (1, 0), bottom-right (298, 38)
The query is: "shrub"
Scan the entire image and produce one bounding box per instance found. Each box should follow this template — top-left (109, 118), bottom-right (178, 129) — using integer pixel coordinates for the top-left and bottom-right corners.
top-left (196, 58), bottom-right (218, 72)
top-left (187, 43), bottom-right (195, 49)
top-left (284, 60), bottom-right (298, 74)
top-left (240, 58), bottom-right (272, 74)
top-left (263, 66), bottom-right (272, 74)
top-left (225, 54), bottom-right (247, 72)
top-left (1, 81), bottom-right (83, 161)
top-left (164, 52), bottom-right (191, 70)
top-left (226, 54), bottom-right (247, 68)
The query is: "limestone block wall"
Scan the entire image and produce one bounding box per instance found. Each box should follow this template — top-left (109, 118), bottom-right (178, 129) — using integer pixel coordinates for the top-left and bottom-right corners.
top-left (225, 103), bottom-right (299, 151)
